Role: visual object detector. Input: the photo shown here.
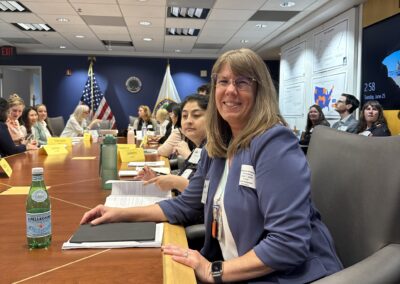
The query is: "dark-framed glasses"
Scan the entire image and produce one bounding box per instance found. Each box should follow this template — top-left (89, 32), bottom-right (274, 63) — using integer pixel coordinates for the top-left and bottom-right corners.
top-left (212, 74), bottom-right (256, 91)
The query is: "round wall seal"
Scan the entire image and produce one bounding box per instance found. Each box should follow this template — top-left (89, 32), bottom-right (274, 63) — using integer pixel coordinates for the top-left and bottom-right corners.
top-left (125, 76), bottom-right (142, 93)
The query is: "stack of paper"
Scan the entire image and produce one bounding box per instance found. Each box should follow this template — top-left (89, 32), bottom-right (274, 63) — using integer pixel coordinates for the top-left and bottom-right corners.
top-left (104, 180), bottom-right (171, 208)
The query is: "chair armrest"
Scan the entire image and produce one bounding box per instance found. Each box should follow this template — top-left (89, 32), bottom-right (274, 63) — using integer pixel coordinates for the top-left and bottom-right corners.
top-left (313, 244), bottom-right (400, 284)
top-left (185, 224), bottom-right (205, 241)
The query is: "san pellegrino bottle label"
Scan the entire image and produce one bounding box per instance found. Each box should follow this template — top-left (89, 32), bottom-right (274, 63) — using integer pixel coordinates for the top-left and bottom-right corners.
top-left (26, 211), bottom-right (51, 238)
top-left (31, 189), bottom-right (47, 202)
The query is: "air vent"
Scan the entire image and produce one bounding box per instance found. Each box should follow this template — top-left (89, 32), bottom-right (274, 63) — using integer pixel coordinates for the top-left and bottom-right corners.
top-left (12, 23), bottom-right (55, 32)
top-left (166, 28), bottom-right (199, 36)
top-left (101, 40), bottom-right (134, 50)
top-left (167, 7), bottom-right (209, 19)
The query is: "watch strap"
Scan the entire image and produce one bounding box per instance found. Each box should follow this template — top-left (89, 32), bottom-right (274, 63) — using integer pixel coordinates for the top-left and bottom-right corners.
top-left (211, 261), bottom-right (223, 283)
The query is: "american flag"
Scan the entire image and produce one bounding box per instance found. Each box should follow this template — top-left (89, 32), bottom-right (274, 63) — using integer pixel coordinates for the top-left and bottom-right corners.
top-left (80, 74), bottom-right (116, 128)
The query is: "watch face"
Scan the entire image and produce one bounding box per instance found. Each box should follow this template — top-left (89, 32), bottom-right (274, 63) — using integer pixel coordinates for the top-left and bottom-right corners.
top-left (211, 261), bottom-right (222, 273)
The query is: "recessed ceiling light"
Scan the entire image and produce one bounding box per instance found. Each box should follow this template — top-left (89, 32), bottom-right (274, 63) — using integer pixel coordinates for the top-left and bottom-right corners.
top-left (139, 21), bottom-right (151, 26)
top-left (56, 17), bottom-right (70, 22)
top-left (59, 45), bottom-right (66, 49)
top-left (138, 0), bottom-right (148, 2)
top-left (143, 37), bottom-right (152, 41)
top-left (255, 24), bottom-right (267, 28)
top-left (280, 1), bottom-right (295, 8)
top-left (175, 49), bottom-right (181, 53)
top-left (75, 35), bottom-right (85, 38)
top-left (241, 39), bottom-right (249, 43)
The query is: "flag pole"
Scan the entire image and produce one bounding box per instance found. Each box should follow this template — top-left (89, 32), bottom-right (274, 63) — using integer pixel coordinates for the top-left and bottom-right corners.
top-left (88, 56), bottom-right (96, 117)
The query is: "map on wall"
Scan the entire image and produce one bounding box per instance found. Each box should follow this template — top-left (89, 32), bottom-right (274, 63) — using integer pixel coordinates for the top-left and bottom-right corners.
top-left (281, 83), bottom-right (305, 116)
top-left (312, 72), bottom-right (346, 117)
top-left (281, 42), bottom-right (306, 81)
top-left (313, 20), bottom-right (348, 73)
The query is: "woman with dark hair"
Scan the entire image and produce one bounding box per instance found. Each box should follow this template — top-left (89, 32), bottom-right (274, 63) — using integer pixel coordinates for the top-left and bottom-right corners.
top-left (20, 107), bottom-right (48, 146)
top-left (300, 104), bottom-right (330, 145)
top-left (357, 100), bottom-right (391, 136)
top-left (0, 98), bottom-right (37, 157)
top-left (137, 94), bottom-right (208, 192)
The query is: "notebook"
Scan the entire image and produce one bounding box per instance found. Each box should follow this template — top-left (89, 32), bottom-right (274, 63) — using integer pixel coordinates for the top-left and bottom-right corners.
top-left (69, 222), bottom-right (156, 243)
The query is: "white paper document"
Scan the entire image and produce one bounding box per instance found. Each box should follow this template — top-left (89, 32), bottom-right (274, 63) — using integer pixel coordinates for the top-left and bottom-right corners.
top-left (118, 170), bottom-right (138, 177)
top-left (104, 180), bottom-right (171, 208)
top-left (128, 161), bottom-right (165, 167)
top-left (62, 223), bottom-right (164, 250)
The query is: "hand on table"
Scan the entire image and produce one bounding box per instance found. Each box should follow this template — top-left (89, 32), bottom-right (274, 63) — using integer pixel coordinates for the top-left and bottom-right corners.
top-left (80, 204), bottom-right (126, 225)
top-left (162, 244), bottom-right (213, 283)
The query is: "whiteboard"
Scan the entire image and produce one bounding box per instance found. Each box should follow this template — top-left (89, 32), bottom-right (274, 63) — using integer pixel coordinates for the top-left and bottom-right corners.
top-left (313, 20), bottom-right (348, 73)
top-left (281, 82), bottom-right (305, 116)
top-left (281, 42), bottom-right (306, 81)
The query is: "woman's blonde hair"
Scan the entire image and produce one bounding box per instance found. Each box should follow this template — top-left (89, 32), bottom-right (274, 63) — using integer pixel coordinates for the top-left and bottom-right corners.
top-left (139, 105), bottom-right (152, 122)
top-left (206, 48), bottom-right (285, 158)
top-left (72, 104), bottom-right (89, 122)
top-left (8, 93), bottom-right (25, 108)
top-left (156, 108), bottom-right (169, 122)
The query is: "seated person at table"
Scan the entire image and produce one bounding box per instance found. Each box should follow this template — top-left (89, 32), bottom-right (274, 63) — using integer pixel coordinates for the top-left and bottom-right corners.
top-left (6, 94), bottom-right (25, 145)
top-left (36, 104), bottom-right (54, 138)
top-left (299, 104), bottom-right (330, 145)
top-left (157, 104), bottom-right (192, 159)
top-left (20, 107), bottom-right (48, 146)
top-left (61, 105), bottom-right (101, 137)
top-left (331, 93), bottom-right (359, 133)
top-left (356, 100), bottom-right (391, 136)
top-left (0, 98), bottom-right (37, 157)
top-left (153, 108), bottom-right (171, 144)
top-left (137, 95), bottom-right (208, 193)
top-left (132, 105), bottom-right (157, 131)
top-left (81, 48), bottom-right (342, 283)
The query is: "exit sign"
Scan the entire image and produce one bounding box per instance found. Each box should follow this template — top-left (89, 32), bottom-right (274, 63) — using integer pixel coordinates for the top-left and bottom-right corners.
top-left (0, 46), bottom-right (17, 59)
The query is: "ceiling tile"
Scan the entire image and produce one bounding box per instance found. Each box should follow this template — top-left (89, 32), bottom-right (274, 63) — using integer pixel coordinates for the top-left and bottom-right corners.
top-left (165, 18), bottom-right (205, 29)
top-left (260, 0), bottom-right (318, 11)
top-left (213, 0), bottom-right (266, 10)
top-left (120, 5), bottom-right (166, 18)
top-left (118, 0), bottom-right (166, 6)
top-left (0, 13), bottom-right (46, 23)
top-left (208, 9), bottom-right (255, 21)
top-left (70, 3), bottom-right (122, 16)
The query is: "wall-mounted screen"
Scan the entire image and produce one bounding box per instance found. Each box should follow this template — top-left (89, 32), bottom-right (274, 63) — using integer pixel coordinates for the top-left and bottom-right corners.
top-left (361, 13), bottom-right (400, 110)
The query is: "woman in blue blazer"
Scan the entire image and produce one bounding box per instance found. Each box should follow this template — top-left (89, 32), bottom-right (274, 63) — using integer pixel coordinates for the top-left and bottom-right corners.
top-left (81, 48), bottom-right (342, 283)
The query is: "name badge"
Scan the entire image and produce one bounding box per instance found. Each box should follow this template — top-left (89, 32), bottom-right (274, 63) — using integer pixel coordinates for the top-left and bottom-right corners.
top-left (181, 169), bottom-right (193, 179)
top-left (188, 148), bottom-right (202, 164)
top-left (201, 180), bottom-right (210, 204)
top-left (239, 164), bottom-right (256, 189)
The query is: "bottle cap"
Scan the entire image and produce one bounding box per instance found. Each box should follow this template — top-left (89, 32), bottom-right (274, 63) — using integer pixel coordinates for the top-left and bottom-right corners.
top-left (32, 167), bottom-right (44, 174)
top-left (103, 134), bottom-right (116, 144)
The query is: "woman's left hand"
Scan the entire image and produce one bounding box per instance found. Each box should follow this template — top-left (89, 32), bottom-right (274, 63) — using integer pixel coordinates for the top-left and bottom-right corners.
top-left (162, 244), bottom-right (213, 283)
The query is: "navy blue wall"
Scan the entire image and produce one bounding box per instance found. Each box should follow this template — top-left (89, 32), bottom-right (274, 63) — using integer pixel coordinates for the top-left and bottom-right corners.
top-left (1, 54), bottom-right (279, 131)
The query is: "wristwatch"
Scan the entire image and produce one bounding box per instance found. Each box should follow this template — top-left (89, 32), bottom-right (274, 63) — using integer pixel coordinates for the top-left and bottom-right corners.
top-left (211, 261), bottom-right (223, 283)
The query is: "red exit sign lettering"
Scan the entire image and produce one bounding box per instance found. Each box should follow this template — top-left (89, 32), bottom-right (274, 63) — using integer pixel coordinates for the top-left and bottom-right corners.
top-left (0, 46), bottom-right (17, 58)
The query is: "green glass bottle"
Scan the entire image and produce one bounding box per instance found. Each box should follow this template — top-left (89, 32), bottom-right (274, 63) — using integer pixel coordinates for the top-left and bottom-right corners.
top-left (26, 167), bottom-right (51, 249)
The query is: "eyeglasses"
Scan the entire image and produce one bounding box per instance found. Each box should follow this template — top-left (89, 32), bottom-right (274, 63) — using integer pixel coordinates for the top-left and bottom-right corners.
top-left (213, 74), bottom-right (256, 91)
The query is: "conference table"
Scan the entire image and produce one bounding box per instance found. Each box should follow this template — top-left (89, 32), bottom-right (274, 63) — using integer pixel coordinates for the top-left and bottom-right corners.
top-left (0, 138), bottom-right (196, 283)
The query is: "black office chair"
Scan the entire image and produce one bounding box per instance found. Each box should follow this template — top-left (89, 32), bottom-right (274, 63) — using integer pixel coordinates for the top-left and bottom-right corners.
top-left (47, 116), bottom-right (65, 137)
top-left (308, 126), bottom-right (400, 283)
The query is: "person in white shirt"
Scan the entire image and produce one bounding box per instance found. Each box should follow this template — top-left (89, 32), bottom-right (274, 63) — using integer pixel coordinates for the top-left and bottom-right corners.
top-left (61, 104), bottom-right (100, 137)
top-left (332, 93), bottom-right (360, 133)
